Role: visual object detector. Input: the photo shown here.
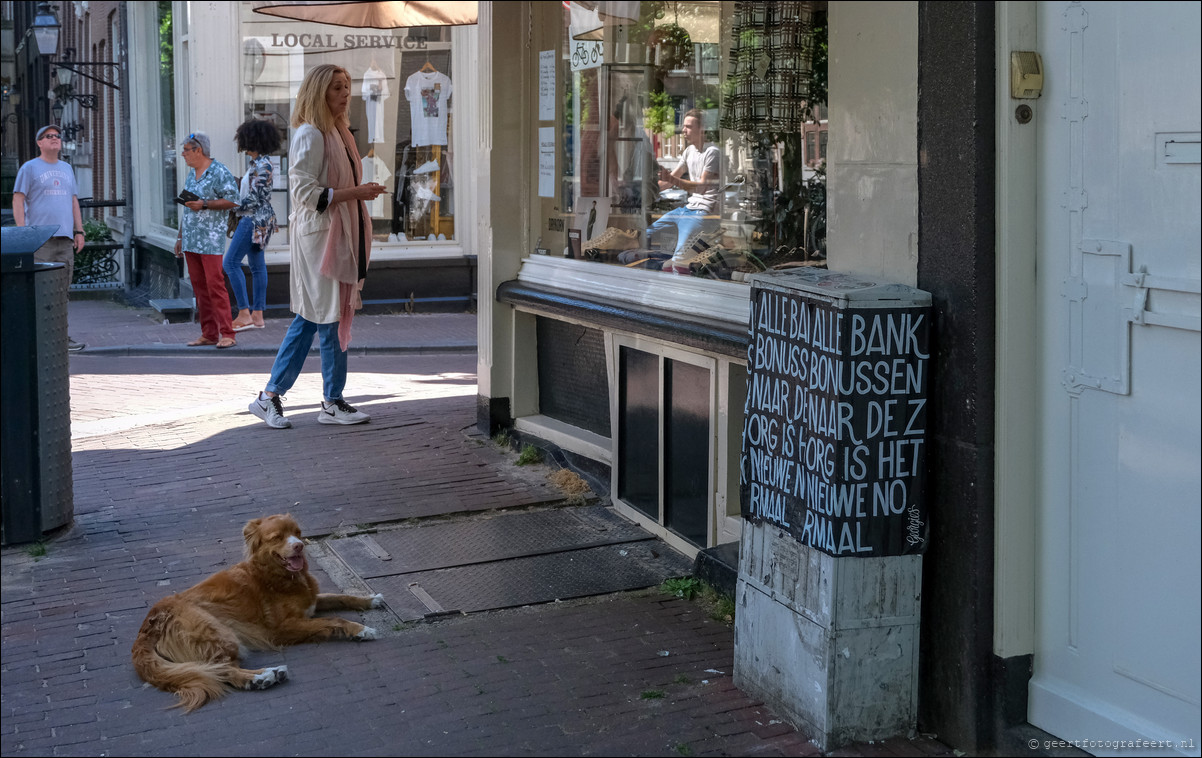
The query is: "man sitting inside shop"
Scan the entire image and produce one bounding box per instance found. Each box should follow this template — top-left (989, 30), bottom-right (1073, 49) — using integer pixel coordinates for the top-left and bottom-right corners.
top-left (648, 108), bottom-right (719, 275)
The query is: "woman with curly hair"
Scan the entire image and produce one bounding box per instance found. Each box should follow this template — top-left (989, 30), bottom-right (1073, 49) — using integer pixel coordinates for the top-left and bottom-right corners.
top-left (225, 118), bottom-right (283, 331)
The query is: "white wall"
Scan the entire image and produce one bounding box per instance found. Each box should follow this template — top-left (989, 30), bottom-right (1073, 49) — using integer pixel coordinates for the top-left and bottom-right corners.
top-left (182, 2), bottom-right (242, 172)
top-left (827, 1), bottom-right (919, 287)
top-left (476, 1), bottom-right (536, 423)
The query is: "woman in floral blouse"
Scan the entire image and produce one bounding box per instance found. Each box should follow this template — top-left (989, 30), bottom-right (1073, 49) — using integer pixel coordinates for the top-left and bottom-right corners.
top-left (224, 119), bottom-right (282, 331)
top-left (174, 131), bottom-right (239, 348)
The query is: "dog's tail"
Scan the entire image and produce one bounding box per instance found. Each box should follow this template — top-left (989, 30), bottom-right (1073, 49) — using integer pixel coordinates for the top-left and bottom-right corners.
top-left (131, 609), bottom-right (230, 712)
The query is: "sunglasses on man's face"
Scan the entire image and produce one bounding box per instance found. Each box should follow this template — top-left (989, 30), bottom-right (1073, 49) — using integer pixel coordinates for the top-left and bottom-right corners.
top-left (40, 134), bottom-right (61, 141)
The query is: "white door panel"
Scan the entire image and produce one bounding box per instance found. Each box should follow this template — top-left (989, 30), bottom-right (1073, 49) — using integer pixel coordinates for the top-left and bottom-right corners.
top-left (1030, 2), bottom-right (1201, 754)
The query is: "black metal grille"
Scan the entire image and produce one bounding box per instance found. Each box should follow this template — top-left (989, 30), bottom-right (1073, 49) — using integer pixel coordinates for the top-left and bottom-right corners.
top-left (536, 317), bottom-right (611, 436)
top-left (73, 242), bottom-right (121, 286)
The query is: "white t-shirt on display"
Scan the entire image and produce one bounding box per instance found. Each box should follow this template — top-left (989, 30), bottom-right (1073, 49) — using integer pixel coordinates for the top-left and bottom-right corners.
top-left (404, 70), bottom-right (452, 147)
top-left (361, 154), bottom-right (393, 218)
top-left (362, 65), bottom-right (391, 144)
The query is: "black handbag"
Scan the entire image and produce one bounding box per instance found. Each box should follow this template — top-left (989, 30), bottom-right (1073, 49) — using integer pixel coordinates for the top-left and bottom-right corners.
top-left (226, 210), bottom-right (240, 238)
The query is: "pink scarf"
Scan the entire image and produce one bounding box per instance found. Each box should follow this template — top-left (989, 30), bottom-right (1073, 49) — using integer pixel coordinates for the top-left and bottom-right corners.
top-left (318, 123), bottom-right (372, 351)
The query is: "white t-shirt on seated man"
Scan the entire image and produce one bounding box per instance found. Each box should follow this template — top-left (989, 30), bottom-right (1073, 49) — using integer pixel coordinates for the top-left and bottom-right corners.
top-left (650, 109), bottom-right (719, 270)
top-left (680, 142), bottom-right (720, 213)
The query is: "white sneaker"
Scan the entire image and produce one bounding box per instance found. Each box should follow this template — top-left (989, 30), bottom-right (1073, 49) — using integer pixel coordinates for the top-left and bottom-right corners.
top-left (584, 226), bottom-right (641, 253)
top-left (317, 398), bottom-right (371, 425)
top-left (249, 393), bottom-right (292, 429)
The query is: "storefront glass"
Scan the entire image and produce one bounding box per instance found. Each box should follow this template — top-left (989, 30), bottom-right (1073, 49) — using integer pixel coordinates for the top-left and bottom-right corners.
top-left (556, 1), bottom-right (827, 281)
top-left (238, 3), bottom-right (457, 243)
top-left (156, 0), bottom-right (178, 230)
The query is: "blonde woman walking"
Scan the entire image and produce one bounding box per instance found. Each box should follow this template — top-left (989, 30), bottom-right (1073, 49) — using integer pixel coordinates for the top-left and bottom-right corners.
top-left (248, 64), bottom-right (386, 429)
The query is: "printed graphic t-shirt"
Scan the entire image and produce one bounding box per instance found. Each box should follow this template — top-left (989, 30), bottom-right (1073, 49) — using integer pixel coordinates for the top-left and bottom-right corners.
top-left (404, 70), bottom-right (453, 147)
top-left (13, 157), bottom-right (79, 238)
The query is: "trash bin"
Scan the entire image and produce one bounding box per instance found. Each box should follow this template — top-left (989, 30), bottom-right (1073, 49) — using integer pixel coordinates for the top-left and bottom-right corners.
top-left (1, 225), bottom-right (75, 545)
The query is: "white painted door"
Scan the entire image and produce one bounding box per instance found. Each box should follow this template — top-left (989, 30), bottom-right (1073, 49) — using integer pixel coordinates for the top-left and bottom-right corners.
top-left (1030, 2), bottom-right (1201, 754)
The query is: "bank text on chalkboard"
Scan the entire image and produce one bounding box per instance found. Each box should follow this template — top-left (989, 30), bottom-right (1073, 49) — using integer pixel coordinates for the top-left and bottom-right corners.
top-left (739, 287), bottom-right (931, 557)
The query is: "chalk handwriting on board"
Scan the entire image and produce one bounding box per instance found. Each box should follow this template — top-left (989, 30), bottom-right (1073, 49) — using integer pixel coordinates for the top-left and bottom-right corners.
top-left (741, 289), bottom-right (930, 556)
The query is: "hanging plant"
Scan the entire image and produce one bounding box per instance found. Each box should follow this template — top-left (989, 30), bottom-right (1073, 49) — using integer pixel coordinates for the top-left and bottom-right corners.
top-left (643, 91), bottom-right (675, 138)
top-left (648, 22), bottom-right (693, 70)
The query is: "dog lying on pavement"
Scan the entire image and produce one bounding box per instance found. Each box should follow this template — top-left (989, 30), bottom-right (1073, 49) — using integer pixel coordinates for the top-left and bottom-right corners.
top-left (131, 513), bottom-right (383, 711)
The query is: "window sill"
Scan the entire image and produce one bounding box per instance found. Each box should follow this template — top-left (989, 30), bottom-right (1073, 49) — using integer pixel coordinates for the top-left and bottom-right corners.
top-left (499, 256), bottom-right (750, 359)
top-left (515, 414), bottom-right (611, 465)
top-left (515, 255), bottom-right (751, 325)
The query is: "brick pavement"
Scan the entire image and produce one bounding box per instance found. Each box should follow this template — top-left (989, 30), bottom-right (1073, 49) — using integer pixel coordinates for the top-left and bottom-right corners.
top-left (0, 300), bottom-right (957, 757)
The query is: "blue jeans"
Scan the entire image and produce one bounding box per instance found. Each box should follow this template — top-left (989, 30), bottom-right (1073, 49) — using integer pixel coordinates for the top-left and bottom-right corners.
top-left (264, 315), bottom-right (348, 401)
top-left (222, 217), bottom-right (267, 312)
top-left (647, 206), bottom-right (709, 257)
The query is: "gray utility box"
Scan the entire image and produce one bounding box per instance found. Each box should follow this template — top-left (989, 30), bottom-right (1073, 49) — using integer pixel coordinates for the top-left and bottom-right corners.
top-left (733, 268), bottom-right (931, 751)
top-left (1, 226), bottom-right (75, 545)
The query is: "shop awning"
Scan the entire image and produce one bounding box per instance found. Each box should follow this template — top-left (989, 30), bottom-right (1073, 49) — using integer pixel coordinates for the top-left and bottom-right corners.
top-left (253, 1), bottom-right (478, 29)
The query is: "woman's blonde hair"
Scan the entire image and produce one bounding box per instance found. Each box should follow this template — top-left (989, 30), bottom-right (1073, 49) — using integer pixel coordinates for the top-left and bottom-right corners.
top-left (291, 64), bottom-right (350, 133)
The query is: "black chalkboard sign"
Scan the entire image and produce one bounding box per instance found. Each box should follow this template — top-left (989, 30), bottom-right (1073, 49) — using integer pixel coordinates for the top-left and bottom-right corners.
top-left (740, 286), bottom-right (930, 556)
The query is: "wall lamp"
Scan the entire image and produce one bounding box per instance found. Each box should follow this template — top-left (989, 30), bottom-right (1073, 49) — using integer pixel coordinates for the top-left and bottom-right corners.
top-left (25, 2), bottom-right (121, 94)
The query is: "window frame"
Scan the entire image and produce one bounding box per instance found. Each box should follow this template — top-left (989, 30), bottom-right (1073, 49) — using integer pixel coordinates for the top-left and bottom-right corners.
top-left (128, 0), bottom-right (184, 248)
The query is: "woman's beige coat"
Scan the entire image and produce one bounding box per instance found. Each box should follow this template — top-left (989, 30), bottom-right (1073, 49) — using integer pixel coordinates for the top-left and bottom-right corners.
top-left (287, 123), bottom-right (352, 324)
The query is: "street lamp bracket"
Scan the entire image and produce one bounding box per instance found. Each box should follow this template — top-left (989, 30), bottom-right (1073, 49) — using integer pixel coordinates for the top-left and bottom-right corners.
top-left (52, 48), bottom-right (121, 92)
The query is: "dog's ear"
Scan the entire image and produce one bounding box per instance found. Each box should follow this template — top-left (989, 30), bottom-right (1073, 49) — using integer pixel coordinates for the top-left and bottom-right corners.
top-left (243, 518), bottom-right (264, 558)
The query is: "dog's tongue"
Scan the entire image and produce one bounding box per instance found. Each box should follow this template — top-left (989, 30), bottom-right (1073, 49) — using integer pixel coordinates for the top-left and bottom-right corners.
top-left (285, 554), bottom-right (305, 572)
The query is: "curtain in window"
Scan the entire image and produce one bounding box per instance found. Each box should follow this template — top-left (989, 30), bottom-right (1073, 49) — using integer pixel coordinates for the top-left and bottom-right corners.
top-left (721, 1), bottom-right (815, 135)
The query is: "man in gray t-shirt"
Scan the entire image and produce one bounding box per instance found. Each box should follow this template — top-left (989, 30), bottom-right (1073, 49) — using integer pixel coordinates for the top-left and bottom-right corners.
top-left (13, 125), bottom-right (87, 350)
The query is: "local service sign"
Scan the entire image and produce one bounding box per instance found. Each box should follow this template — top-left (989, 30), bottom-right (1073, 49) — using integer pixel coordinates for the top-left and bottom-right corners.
top-left (739, 286), bottom-right (931, 557)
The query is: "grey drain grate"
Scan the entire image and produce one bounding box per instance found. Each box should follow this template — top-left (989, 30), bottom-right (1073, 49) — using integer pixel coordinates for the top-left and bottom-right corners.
top-left (326, 505), bottom-right (653, 578)
top-left (368, 541), bottom-right (694, 621)
top-left (322, 506), bottom-right (693, 621)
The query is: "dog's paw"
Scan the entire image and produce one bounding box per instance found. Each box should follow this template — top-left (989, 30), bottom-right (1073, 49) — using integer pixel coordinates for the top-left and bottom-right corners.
top-left (249, 665), bottom-right (288, 690)
top-left (354, 625), bottom-right (378, 641)
top-left (370, 593), bottom-right (385, 609)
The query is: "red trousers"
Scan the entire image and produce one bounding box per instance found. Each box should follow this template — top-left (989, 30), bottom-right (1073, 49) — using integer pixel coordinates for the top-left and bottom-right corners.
top-left (184, 251), bottom-right (234, 341)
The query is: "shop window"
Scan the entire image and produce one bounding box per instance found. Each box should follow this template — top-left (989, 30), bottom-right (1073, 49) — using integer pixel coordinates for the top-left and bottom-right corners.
top-left (239, 5), bottom-right (457, 242)
top-left (156, 0), bottom-right (176, 230)
top-left (131, 0), bottom-right (177, 234)
top-left (556, 1), bottom-right (828, 282)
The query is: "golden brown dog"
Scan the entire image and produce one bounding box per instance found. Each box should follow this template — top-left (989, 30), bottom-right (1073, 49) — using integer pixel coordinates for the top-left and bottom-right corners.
top-left (131, 514), bottom-right (383, 711)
